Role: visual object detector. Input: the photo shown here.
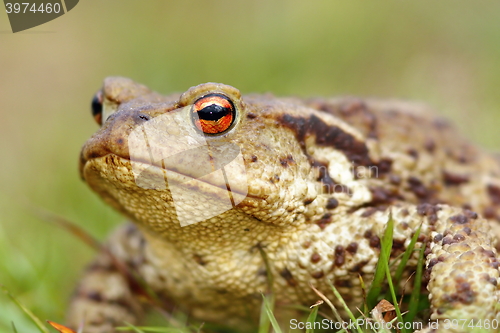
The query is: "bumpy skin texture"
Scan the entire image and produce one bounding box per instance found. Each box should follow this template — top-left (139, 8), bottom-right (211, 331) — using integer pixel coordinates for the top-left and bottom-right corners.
top-left (69, 77), bottom-right (500, 332)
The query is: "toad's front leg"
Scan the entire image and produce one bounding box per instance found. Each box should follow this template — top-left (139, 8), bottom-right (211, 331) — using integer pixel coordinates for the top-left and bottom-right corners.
top-left (67, 223), bottom-right (148, 333)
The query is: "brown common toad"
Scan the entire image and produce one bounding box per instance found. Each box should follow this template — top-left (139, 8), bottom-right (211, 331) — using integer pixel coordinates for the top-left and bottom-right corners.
top-left (69, 77), bottom-right (500, 332)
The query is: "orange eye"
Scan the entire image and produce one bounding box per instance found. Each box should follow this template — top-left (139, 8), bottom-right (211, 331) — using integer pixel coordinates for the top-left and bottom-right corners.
top-left (192, 94), bottom-right (235, 134)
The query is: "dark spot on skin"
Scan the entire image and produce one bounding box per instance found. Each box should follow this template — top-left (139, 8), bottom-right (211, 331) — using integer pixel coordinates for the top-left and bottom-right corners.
top-left (408, 177), bottom-right (433, 200)
top-left (427, 258), bottom-right (439, 271)
top-left (280, 268), bottom-right (298, 287)
top-left (251, 155), bottom-right (258, 162)
top-left (364, 229), bottom-right (373, 239)
top-left (349, 260), bottom-right (368, 273)
top-left (462, 203), bottom-right (472, 210)
top-left (479, 272), bottom-right (496, 286)
top-left (482, 249), bottom-right (496, 258)
top-left (369, 187), bottom-right (403, 206)
top-left (483, 206), bottom-right (498, 220)
top-left (450, 214), bottom-right (469, 225)
top-left (311, 271), bottom-right (324, 279)
top-left (453, 234), bottom-right (465, 242)
top-left (334, 245), bottom-right (345, 266)
top-left (303, 198), bottom-right (314, 205)
top-left (244, 228), bottom-right (250, 232)
top-left (425, 258), bottom-right (439, 280)
top-left (376, 158), bottom-right (393, 175)
top-left (247, 112), bottom-right (257, 119)
top-left (346, 242), bottom-right (358, 254)
top-left (434, 234), bottom-right (443, 242)
top-left (312, 160), bottom-right (349, 194)
top-left (416, 203), bottom-right (441, 224)
top-left (80, 289), bottom-right (134, 312)
top-left (389, 174), bottom-right (401, 185)
top-left (487, 184), bottom-right (500, 205)
top-left (392, 238), bottom-right (406, 249)
top-left (279, 114), bottom-right (374, 168)
top-left (361, 207), bottom-right (381, 217)
top-left (125, 223), bottom-right (138, 236)
top-left (443, 281), bottom-right (476, 305)
top-left (334, 279), bottom-right (352, 288)
top-left (311, 252), bottom-right (322, 263)
top-left (442, 236), bottom-right (456, 246)
top-left (302, 241), bottom-right (311, 249)
top-left (369, 235), bottom-right (380, 248)
top-left (463, 210), bottom-right (478, 219)
top-left (424, 138), bottom-right (436, 153)
top-left (86, 291), bottom-right (103, 302)
top-left (279, 154), bottom-right (295, 167)
top-left (280, 158), bottom-right (289, 167)
top-left (407, 148), bottom-right (419, 159)
top-left (462, 227), bottom-right (471, 235)
top-left (443, 171), bottom-right (470, 186)
top-left (138, 114), bottom-right (150, 121)
top-left (316, 213), bottom-right (332, 230)
top-left (116, 138), bottom-right (124, 145)
top-left (326, 197), bottom-right (339, 209)
top-left (310, 98), bottom-right (378, 139)
top-left (193, 254), bottom-right (207, 266)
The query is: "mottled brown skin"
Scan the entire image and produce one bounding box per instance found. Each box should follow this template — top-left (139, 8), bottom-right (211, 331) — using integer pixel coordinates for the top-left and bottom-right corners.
top-left (69, 77), bottom-right (500, 332)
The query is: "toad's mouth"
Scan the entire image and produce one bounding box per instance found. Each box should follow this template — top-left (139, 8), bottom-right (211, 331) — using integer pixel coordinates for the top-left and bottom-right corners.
top-left (82, 153), bottom-right (264, 202)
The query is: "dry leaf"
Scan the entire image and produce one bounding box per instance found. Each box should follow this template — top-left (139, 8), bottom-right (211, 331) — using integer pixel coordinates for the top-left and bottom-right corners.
top-left (371, 299), bottom-right (396, 323)
top-left (47, 321), bottom-right (77, 333)
top-left (310, 299), bottom-right (324, 308)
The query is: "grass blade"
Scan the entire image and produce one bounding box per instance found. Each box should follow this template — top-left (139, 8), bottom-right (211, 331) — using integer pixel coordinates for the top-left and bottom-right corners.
top-left (384, 257), bottom-right (406, 333)
top-left (258, 293), bottom-right (272, 333)
top-left (305, 306), bottom-right (318, 333)
top-left (261, 294), bottom-right (282, 333)
top-left (327, 281), bottom-right (363, 333)
top-left (405, 240), bottom-right (426, 323)
top-left (310, 284), bottom-right (343, 324)
top-left (1, 285), bottom-right (50, 333)
top-left (393, 223), bottom-right (422, 295)
top-left (366, 212), bottom-right (394, 310)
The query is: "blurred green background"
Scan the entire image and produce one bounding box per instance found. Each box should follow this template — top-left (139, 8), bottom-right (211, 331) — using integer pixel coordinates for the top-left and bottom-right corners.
top-left (1, 0), bottom-right (500, 331)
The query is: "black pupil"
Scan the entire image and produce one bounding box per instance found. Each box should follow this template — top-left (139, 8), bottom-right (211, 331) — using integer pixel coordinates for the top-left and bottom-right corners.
top-left (91, 95), bottom-right (102, 117)
top-left (198, 103), bottom-right (230, 121)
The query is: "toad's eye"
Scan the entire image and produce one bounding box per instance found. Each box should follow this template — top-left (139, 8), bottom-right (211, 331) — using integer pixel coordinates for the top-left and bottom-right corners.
top-left (91, 91), bottom-right (103, 125)
top-left (192, 94), bottom-right (236, 135)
